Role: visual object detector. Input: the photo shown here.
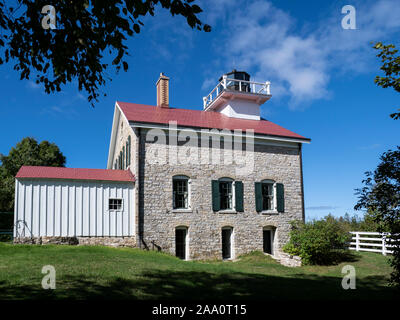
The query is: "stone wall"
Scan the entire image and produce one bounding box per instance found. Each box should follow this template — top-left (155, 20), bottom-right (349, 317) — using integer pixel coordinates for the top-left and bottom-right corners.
top-left (137, 129), bottom-right (304, 261)
top-left (111, 108), bottom-right (136, 173)
top-left (14, 236), bottom-right (136, 247)
top-left (276, 252), bottom-right (302, 267)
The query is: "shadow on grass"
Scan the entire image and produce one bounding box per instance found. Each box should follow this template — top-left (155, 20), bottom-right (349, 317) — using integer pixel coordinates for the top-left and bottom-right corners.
top-left (301, 250), bottom-right (361, 266)
top-left (0, 269), bottom-right (397, 301)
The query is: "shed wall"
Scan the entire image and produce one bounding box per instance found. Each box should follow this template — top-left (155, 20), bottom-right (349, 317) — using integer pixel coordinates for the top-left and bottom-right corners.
top-left (14, 179), bottom-right (135, 238)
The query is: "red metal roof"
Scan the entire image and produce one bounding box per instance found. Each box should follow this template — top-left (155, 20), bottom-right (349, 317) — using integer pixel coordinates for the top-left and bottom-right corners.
top-left (117, 101), bottom-right (310, 141)
top-left (16, 166), bottom-right (135, 182)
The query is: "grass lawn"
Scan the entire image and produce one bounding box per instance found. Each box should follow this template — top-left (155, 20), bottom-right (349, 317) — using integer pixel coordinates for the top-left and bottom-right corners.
top-left (0, 243), bottom-right (398, 300)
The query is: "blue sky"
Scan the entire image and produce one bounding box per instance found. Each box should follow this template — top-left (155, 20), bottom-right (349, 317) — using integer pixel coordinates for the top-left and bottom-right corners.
top-left (0, 0), bottom-right (399, 220)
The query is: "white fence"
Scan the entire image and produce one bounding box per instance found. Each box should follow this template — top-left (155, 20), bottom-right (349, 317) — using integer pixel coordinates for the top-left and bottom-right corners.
top-left (349, 232), bottom-right (394, 255)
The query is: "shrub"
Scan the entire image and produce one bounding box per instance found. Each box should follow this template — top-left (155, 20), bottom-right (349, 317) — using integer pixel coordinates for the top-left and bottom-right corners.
top-left (283, 215), bottom-right (352, 265)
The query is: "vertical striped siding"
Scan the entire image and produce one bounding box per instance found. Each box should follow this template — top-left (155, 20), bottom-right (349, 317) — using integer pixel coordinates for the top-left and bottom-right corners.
top-left (14, 179), bottom-right (135, 238)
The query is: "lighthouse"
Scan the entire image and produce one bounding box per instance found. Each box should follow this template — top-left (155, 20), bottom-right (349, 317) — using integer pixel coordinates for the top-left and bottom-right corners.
top-left (203, 70), bottom-right (271, 120)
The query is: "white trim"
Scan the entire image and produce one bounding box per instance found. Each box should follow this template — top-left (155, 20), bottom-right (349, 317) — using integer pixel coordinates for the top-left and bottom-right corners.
top-left (107, 102), bottom-right (135, 169)
top-left (130, 122), bottom-right (310, 145)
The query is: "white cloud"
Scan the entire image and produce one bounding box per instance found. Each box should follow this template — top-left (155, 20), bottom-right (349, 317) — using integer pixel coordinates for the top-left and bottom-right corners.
top-left (201, 0), bottom-right (400, 109)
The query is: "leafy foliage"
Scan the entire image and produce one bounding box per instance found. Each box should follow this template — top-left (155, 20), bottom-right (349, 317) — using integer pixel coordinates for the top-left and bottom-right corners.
top-left (283, 215), bottom-right (351, 265)
top-left (355, 146), bottom-right (400, 287)
top-left (373, 42), bottom-right (400, 120)
top-left (0, 0), bottom-right (211, 106)
top-left (0, 137), bottom-right (66, 211)
top-left (337, 212), bottom-right (382, 232)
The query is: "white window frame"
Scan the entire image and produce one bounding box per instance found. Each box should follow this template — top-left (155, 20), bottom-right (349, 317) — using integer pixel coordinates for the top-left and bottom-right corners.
top-left (172, 175), bottom-right (192, 212)
top-left (219, 177), bottom-right (236, 213)
top-left (261, 179), bottom-right (278, 214)
top-left (108, 198), bottom-right (123, 211)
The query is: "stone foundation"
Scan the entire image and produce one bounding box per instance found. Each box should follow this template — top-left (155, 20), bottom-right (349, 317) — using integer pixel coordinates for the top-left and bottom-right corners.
top-left (14, 236), bottom-right (137, 248)
top-left (275, 252), bottom-right (302, 267)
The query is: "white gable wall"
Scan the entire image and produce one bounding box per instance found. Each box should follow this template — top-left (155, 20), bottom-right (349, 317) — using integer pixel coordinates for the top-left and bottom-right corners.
top-left (14, 178), bottom-right (135, 238)
top-left (215, 100), bottom-right (261, 120)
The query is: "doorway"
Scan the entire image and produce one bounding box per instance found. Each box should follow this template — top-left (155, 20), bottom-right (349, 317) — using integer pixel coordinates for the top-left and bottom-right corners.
top-left (222, 227), bottom-right (233, 259)
top-left (263, 229), bottom-right (275, 255)
top-left (175, 228), bottom-right (187, 260)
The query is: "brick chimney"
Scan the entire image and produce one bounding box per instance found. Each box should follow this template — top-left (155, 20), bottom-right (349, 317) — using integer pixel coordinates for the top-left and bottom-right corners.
top-left (156, 73), bottom-right (169, 108)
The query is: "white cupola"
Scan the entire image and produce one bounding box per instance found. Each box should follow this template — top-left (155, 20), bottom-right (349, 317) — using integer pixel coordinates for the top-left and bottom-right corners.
top-left (203, 70), bottom-right (271, 120)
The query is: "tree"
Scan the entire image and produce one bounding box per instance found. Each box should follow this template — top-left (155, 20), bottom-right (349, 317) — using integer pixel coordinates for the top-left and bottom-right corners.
top-left (355, 146), bottom-right (400, 287)
top-left (0, 1), bottom-right (210, 106)
top-left (373, 42), bottom-right (400, 120)
top-left (0, 137), bottom-right (66, 212)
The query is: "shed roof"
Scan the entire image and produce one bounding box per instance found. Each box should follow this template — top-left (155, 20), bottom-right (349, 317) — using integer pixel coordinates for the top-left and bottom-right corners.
top-left (16, 166), bottom-right (135, 183)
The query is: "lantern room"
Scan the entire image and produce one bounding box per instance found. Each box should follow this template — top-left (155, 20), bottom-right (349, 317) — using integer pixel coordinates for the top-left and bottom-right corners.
top-left (203, 70), bottom-right (271, 120)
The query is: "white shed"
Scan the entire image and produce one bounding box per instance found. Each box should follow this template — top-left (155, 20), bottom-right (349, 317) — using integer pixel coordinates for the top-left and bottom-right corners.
top-left (14, 166), bottom-right (136, 243)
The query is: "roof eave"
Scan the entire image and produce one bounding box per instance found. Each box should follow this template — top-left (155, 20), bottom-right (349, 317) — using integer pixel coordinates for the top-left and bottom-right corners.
top-left (129, 121), bottom-right (311, 144)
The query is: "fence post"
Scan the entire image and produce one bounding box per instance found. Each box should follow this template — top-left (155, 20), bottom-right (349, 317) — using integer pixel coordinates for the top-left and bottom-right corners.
top-left (355, 232), bottom-right (360, 251)
top-left (382, 234), bottom-right (387, 256)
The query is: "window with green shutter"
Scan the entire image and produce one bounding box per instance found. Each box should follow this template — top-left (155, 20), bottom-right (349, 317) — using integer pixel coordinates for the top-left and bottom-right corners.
top-left (262, 182), bottom-right (274, 211)
top-left (256, 180), bottom-right (284, 213)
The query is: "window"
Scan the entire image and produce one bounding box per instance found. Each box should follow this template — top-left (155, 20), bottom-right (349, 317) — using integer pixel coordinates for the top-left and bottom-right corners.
top-left (173, 176), bottom-right (190, 210)
top-left (109, 198), bottom-right (123, 211)
top-left (255, 181), bottom-right (284, 213)
top-left (262, 182), bottom-right (274, 211)
top-left (219, 180), bottom-right (233, 210)
top-left (212, 178), bottom-right (243, 212)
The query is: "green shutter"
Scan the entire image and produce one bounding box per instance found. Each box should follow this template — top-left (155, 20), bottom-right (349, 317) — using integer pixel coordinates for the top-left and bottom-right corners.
top-left (128, 136), bottom-right (131, 165)
top-left (235, 181), bottom-right (244, 212)
top-left (212, 180), bottom-right (220, 211)
top-left (255, 182), bottom-right (262, 212)
top-left (276, 183), bottom-right (284, 212)
top-left (123, 146), bottom-right (125, 169)
top-left (125, 142), bottom-right (128, 167)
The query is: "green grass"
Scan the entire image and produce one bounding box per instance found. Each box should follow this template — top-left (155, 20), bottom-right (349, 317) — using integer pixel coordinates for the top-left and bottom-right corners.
top-left (0, 243), bottom-right (398, 300)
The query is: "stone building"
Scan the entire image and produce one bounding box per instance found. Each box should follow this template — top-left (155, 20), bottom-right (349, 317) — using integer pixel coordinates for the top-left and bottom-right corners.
top-left (14, 71), bottom-right (310, 265)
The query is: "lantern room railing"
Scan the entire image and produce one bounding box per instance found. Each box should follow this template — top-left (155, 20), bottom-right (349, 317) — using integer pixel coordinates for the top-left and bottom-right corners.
top-left (203, 75), bottom-right (271, 110)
